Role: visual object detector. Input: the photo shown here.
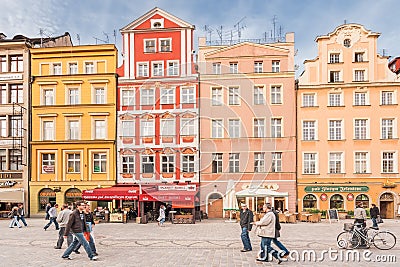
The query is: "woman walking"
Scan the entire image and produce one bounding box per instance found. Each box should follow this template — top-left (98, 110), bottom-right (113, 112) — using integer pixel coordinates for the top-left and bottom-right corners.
top-left (158, 205), bottom-right (166, 227)
top-left (9, 206), bottom-right (22, 228)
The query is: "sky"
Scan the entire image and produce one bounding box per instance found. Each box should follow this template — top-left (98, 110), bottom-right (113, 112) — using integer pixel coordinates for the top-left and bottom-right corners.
top-left (1, 0), bottom-right (399, 76)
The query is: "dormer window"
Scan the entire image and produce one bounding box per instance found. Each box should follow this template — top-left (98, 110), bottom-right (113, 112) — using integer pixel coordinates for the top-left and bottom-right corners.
top-left (151, 19), bottom-right (164, 29)
top-left (153, 22), bottom-right (161, 28)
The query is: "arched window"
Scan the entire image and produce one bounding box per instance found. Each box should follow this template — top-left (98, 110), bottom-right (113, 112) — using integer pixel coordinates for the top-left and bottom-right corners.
top-left (64, 188), bottom-right (82, 207)
top-left (355, 194), bottom-right (369, 208)
top-left (38, 188), bottom-right (56, 211)
top-left (303, 194), bottom-right (317, 209)
top-left (330, 194), bottom-right (344, 209)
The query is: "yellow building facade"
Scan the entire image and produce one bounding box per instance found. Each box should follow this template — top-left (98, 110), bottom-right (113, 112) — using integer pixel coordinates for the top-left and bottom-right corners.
top-left (30, 45), bottom-right (117, 215)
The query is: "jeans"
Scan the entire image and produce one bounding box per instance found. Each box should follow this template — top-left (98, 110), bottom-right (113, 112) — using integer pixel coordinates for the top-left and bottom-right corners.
top-left (17, 215), bottom-right (28, 226)
top-left (273, 238), bottom-right (289, 255)
top-left (56, 227), bottom-right (73, 248)
top-left (73, 232), bottom-right (96, 253)
top-left (259, 237), bottom-right (279, 261)
top-left (62, 232), bottom-right (94, 259)
top-left (372, 217), bottom-right (378, 228)
top-left (241, 227), bottom-right (252, 250)
top-left (44, 217), bottom-right (59, 230)
top-left (159, 218), bottom-right (165, 226)
top-left (9, 216), bottom-right (21, 228)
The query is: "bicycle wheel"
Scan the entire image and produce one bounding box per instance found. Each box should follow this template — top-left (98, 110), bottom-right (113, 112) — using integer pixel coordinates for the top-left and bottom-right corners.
top-left (373, 231), bottom-right (396, 250)
top-left (337, 231), bottom-right (361, 249)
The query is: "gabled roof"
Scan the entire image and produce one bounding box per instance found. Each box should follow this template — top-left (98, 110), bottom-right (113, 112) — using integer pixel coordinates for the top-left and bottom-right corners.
top-left (315, 23), bottom-right (380, 42)
top-left (120, 7), bottom-right (194, 32)
top-left (204, 41), bottom-right (289, 58)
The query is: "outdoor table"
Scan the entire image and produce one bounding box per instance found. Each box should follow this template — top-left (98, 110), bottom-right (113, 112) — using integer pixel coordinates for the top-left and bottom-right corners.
top-left (169, 211), bottom-right (177, 223)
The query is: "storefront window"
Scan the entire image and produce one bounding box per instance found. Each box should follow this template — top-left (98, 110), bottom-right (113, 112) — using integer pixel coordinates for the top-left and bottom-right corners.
top-left (38, 188), bottom-right (56, 211)
top-left (303, 194), bottom-right (317, 209)
top-left (355, 194), bottom-right (369, 208)
top-left (64, 188), bottom-right (82, 207)
top-left (330, 194), bottom-right (344, 209)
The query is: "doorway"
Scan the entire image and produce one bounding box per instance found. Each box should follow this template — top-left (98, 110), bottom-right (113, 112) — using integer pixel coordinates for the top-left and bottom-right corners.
top-left (380, 193), bottom-right (394, 219)
top-left (207, 193), bottom-right (223, 218)
top-left (274, 198), bottom-right (285, 212)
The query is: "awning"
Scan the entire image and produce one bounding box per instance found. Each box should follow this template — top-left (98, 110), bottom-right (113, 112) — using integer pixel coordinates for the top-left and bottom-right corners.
top-left (82, 186), bottom-right (139, 201)
top-left (141, 186), bottom-right (197, 208)
top-left (0, 188), bottom-right (24, 202)
top-left (236, 188), bottom-right (288, 198)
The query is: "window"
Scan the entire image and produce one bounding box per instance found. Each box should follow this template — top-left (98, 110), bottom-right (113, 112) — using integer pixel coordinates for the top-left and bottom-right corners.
top-left (229, 153), bottom-right (239, 173)
top-left (180, 118), bottom-right (195, 136)
top-left (329, 120), bottom-right (342, 140)
top-left (167, 61), bottom-right (179, 76)
top-left (355, 194), bottom-right (369, 208)
top-left (303, 194), bottom-right (317, 209)
top-left (152, 62), bottom-right (163, 77)
top-left (68, 88), bottom-right (79, 105)
top-left (10, 84), bottom-right (23, 103)
top-left (230, 62), bottom-right (238, 73)
top-left (181, 86), bottom-right (195, 104)
top-left (9, 150), bottom-right (22, 170)
top-left (142, 155), bottom-right (154, 173)
top-left (162, 155), bottom-right (174, 173)
top-left (382, 152), bottom-right (396, 173)
top-left (271, 118), bottom-right (282, 138)
top-left (10, 116), bottom-right (21, 137)
top-left (354, 92), bottom-right (367, 106)
top-left (0, 84), bottom-right (6, 104)
top-left (303, 153), bottom-right (317, 174)
top-left (354, 70), bottom-right (365, 81)
top-left (212, 63), bottom-right (221, 74)
top-left (0, 117), bottom-right (6, 137)
top-left (354, 119), bottom-right (368, 139)
top-left (141, 120), bottom-right (155, 136)
top-left (271, 152), bottom-right (282, 172)
top-left (43, 121), bottom-right (54, 140)
top-left (67, 153), bottom-right (80, 173)
top-left (160, 88), bottom-right (174, 104)
top-left (0, 150), bottom-right (5, 170)
top-left (159, 39), bottom-right (171, 52)
top-left (95, 120), bottom-right (106, 139)
top-left (160, 119), bottom-right (175, 136)
top-left (144, 40), bottom-right (156, 53)
top-left (228, 119), bottom-right (240, 138)
top-left (95, 87), bottom-right (105, 104)
top-left (68, 120), bottom-right (79, 140)
top-left (254, 152), bottom-right (265, 172)
top-left (41, 153), bottom-right (55, 173)
top-left (212, 153), bottom-right (223, 173)
top-left (122, 90), bottom-right (135, 106)
top-left (93, 153), bottom-right (107, 173)
top-left (330, 194), bottom-right (344, 209)
top-left (254, 86), bottom-right (264, 105)
top-left (355, 152), bottom-right (368, 173)
top-left (303, 121), bottom-right (316, 141)
top-left (272, 61), bottom-right (280, 72)
top-left (254, 118), bottom-right (265, 137)
top-left (121, 121), bottom-right (134, 137)
top-left (355, 52), bottom-right (364, 62)
top-left (328, 93), bottom-right (342, 106)
top-left (254, 61), bottom-right (263, 73)
top-left (43, 89), bottom-right (54, 105)
top-left (10, 55), bottom-right (23, 72)
top-left (68, 63), bottom-right (78, 74)
top-left (212, 119), bottom-right (223, 138)
top-left (329, 53), bottom-right (340, 63)
top-left (228, 87), bottom-right (239, 105)
top-left (52, 63), bottom-right (61, 75)
top-left (381, 119), bottom-right (394, 139)
top-left (85, 62), bottom-right (94, 74)
top-left (271, 86), bottom-right (282, 104)
top-left (0, 56), bottom-right (6, 72)
top-left (122, 155), bottom-right (134, 173)
top-left (140, 88), bottom-right (155, 105)
top-left (381, 91), bottom-right (394, 105)
top-left (211, 87), bottom-right (222, 106)
top-left (182, 155), bottom-right (195, 173)
top-left (329, 71), bottom-right (340, 82)
top-left (138, 63), bottom-right (149, 77)
top-left (329, 152), bottom-right (343, 174)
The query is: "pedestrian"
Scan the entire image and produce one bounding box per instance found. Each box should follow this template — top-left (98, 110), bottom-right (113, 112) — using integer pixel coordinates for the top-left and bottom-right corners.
top-left (239, 203), bottom-right (253, 252)
top-left (354, 202), bottom-right (367, 228)
top-left (271, 206), bottom-right (289, 258)
top-left (158, 205), bottom-right (166, 226)
top-left (370, 204), bottom-right (380, 230)
top-left (54, 204), bottom-right (73, 249)
top-left (61, 200), bottom-right (98, 261)
top-left (45, 203), bottom-right (52, 220)
top-left (9, 206), bottom-right (22, 228)
top-left (44, 204), bottom-right (59, 230)
top-left (17, 203), bottom-right (28, 227)
top-left (254, 203), bottom-right (282, 264)
top-left (73, 204), bottom-right (98, 256)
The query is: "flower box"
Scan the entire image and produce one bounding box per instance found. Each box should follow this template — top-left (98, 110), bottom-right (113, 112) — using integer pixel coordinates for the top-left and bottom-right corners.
top-left (182, 136), bottom-right (194, 142)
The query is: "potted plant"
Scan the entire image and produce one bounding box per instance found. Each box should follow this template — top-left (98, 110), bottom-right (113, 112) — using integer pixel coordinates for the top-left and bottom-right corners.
top-left (346, 210), bottom-right (354, 219)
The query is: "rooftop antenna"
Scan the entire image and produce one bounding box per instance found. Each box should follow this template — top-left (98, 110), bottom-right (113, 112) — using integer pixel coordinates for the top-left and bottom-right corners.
top-left (204, 25), bottom-right (213, 42)
top-left (344, 19), bottom-right (347, 25)
top-left (234, 16), bottom-right (246, 42)
top-left (103, 32), bottom-right (110, 44)
top-left (76, 34), bottom-right (80, 45)
top-left (113, 30), bottom-right (117, 44)
top-left (93, 34), bottom-right (107, 45)
top-left (216, 26), bottom-right (223, 44)
top-left (39, 28), bottom-right (52, 47)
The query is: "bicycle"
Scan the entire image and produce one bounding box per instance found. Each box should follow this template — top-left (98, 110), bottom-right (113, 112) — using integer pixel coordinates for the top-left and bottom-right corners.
top-left (337, 223), bottom-right (396, 250)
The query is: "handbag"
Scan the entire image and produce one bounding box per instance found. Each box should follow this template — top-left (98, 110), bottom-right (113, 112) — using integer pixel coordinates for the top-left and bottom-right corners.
top-left (376, 215), bottom-right (383, 224)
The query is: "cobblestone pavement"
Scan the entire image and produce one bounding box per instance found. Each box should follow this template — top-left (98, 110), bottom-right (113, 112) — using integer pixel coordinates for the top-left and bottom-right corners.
top-left (1, 217), bottom-right (399, 267)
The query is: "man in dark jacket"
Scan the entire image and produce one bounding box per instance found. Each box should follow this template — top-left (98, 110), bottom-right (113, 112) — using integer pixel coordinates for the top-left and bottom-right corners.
top-left (271, 206), bottom-right (289, 258)
top-left (73, 204), bottom-right (98, 256)
top-left (61, 201), bottom-right (97, 261)
top-left (239, 203), bottom-right (253, 252)
top-left (370, 204), bottom-right (380, 229)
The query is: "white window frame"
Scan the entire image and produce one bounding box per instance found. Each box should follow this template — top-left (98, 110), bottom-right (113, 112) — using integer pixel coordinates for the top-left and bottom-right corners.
top-left (121, 89), bottom-right (135, 106)
top-left (302, 93), bottom-right (316, 107)
top-left (42, 120), bottom-right (54, 141)
top-left (228, 86), bottom-right (240, 105)
top-left (228, 119), bottom-right (240, 138)
top-left (328, 93), bottom-right (343, 106)
top-left (381, 91), bottom-right (396, 105)
top-left (94, 119), bottom-right (106, 139)
top-left (211, 87), bottom-right (223, 106)
top-left (93, 152), bottom-right (107, 173)
top-left (382, 151), bottom-right (398, 173)
top-left (144, 39), bottom-right (156, 53)
top-left (329, 71), bottom-right (341, 82)
top-left (328, 152), bottom-right (344, 174)
top-left (68, 120), bottom-right (80, 140)
top-left (122, 155), bottom-right (135, 174)
top-left (302, 120), bottom-right (317, 141)
top-left (41, 153), bottom-right (55, 174)
top-left (329, 53), bottom-right (340, 63)
top-left (68, 88), bottom-right (80, 105)
top-left (140, 119), bottom-right (155, 137)
top-left (121, 120), bottom-right (134, 137)
top-left (68, 62), bottom-right (78, 74)
top-left (181, 86), bottom-right (195, 104)
top-left (212, 119), bottom-right (224, 138)
top-left (160, 119), bottom-right (175, 136)
top-left (67, 153), bottom-right (81, 173)
top-left (272, 60), bottom-right (280, 72)
top-left (229, 153), bottom-right (240, 173)
top-left (271, 118), bottom-right (282, 138)
top-left (167, 60), bottom-right (179, 76)
top-left (271, 152), bottom-right (282, 172)
top-left (303, 152), bottom-right (319, 174)
top-left (159, 38), bottom-right (172, 52)
top-left (381, 118), bottom-right (396, 139)
top-left (254, 152), bottom-right (265, 172)
top-left (229, 62), bottom-right (238, 74)
top-left (270, 85), bottom-right (282, 104)
top-left (354, 91), bottom-right (369, 106)
top-left (212, 63), bottom-right (221, 74)
top-left (94, 87), bottom-right (106, 104)
top-left (43, 88), bottom-right (54, 105)
top-left (254, 118), bottom-right (265, 138)
top-left (152, 61), bottom-right (164, 77)
top-left (354, 151), bottom-right (370, 174)
top-left (137, 62), bottom-right (149, 77)
top-left (141, 155), bottom-right (155, 174)
top-left (354, 69), bottom-right (366, 82)
top-left (212, 153), bottom-right (223, 173)
top-left (254, 85), bottom-right (265, 105)
top-left (161, 155), bottom-right (175, 173)
top-left (254, 61), bottom-right (263, 73)
top-left (328, 119), bottom-right (343, 140)
top-left (180, 118), bottom-right (196, 136)
top-left (354, 118), bottom-right (370, 140)
top-left (52, 63), bottom-right (62, 75)
top-left (140, 88), bottom-right (155, 105)
top-left (84, 61), bottom-right (95, 74)
top-left (182, 155), bottom-right (195, 173)
top-left (160, 87), bottom-right (175, 104)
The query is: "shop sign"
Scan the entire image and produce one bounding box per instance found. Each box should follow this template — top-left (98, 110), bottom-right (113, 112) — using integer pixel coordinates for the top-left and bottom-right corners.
top-left (0, 173), bottom-right (23, 179)
top-left (0, 73), bottom-right (23, 81)
top-left (320, 193), bottom-right (328, 201)
top-left (42, 165), bottom-right (55, 174)
top-left (0, 180), bottom-right (17, 188)
top-left (305, 186), bottom-right (369, 193)
top-left (158, 185), bottom-right (196, 191)
top-left (347, 193), bottom-right (354, 201)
